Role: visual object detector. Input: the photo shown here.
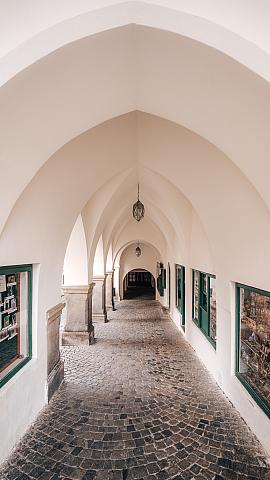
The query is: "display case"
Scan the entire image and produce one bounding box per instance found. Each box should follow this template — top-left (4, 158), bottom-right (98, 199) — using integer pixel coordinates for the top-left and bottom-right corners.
top-left (192, 270), bottom-right (199, 324)
top-left (192, 269), bottom-right (216, 347)
top-left (0, 265), bottom-right (32, 387)
top-left (175, 264), bottom-right (185, 326)
top-left (157, 262), bottom-right (166, 297)
top-left (236, 283), bottom-right (270, 417)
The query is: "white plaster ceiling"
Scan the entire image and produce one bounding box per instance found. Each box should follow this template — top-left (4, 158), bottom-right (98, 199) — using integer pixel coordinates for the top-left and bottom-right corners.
top-left (1, 25), bottom-right (270, 238)
top-left (1, 1), bottom-right (270, 84)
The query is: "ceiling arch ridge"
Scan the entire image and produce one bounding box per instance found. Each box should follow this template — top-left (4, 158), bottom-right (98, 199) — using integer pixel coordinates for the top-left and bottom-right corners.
top-left (137, 163), bottom-right (208, 260)
top-left (1, 108), bottom-right (270, 279)
top-left (2, 26), bottom-right (270, 234)
top-left (110, 210), bottom-right (168, 262)
top-left (81, 166), bottom-right (136, 269)
top-left (104, 180), bottom-right (184, 258)
top-left (1, 2), bottom-right (270, 86)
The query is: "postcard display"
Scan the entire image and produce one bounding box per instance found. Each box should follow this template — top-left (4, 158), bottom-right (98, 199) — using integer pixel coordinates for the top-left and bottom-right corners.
top-left (0, 270), bottom-right (30, 381)
top-left (237, 285), bottom-right (270, 414)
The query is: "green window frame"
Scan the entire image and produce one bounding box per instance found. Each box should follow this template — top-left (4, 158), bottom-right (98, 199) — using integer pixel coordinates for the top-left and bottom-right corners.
top-left (168, 263), bottom-right (171, 310)
top-left (0, 264), bottom-right (32, 388)
top-left (175, 264), bottom-right (185, 326)
top-left (192, 269), bottom-right (216, 348)
top-left (235, 282), bottom-right (270, 418)
top-left (157, 263), bottom-right (166, 297)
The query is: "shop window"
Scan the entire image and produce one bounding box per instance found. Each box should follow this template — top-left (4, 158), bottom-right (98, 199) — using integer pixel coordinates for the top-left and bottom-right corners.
top-left (236, 283), bottom-right (270, 418)
top-left (0, 265), bottom-right (32, 387)
top-left (192, 270), bottom-right (216, 348)
top-left (176, 265), bottom-right (185, 326)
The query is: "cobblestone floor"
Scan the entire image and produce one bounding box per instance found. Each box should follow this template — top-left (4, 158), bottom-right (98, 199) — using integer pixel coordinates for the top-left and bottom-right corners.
top-left (1, 299), bottom-right (270, 480)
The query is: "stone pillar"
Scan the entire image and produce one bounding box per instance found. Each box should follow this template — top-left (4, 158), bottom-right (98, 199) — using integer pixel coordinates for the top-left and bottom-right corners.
top-left (92, 275), bottom-right (107, 322)
top-left (61, 283), bottom-right (95, 345)
top-left (106, 271), bottom-right (114, 311)
top-left (113, 266), bottom-right (120, 301)
top-left (47, 302), bottom-right (65, 401)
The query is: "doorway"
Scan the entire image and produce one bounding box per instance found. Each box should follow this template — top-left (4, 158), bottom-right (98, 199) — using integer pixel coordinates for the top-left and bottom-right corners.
top-left (123, 269), bottom-right (155, 299)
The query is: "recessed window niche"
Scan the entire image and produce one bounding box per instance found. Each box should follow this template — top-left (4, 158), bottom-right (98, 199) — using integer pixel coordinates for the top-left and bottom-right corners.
top-left (0, 264), bottom-right (32, 387)
top-left (192, 269), bottom-right (217, 348)
top-left (175, 264), bottom-right (185, 327)
top-left (236, 283), bottom-right (270, 417)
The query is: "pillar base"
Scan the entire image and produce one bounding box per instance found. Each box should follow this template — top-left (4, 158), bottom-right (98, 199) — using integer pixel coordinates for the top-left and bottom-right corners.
top-left (93, 313), bottom-right (108, 323)
top-left (62, 327), bottom-right (95, 346)
top-left (47, 359), bottom-right (64, 402)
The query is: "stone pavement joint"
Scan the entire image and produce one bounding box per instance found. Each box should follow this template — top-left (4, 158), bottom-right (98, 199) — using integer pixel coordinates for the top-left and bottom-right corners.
top-left (1, 299), bottom-right (270, 480)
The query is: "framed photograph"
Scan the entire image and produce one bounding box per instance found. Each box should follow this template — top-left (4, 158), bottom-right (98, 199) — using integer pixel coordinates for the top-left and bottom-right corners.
top-left (0, 275), bottom-right (6, 293)
top-left (11, 298), bottom-right (16, 310)
top-left (7, 286), bottom-right (13, 297)
top-left (7, 275), bottom-right (16, 284)
top-left (3, 316), bottom-right (10, 328)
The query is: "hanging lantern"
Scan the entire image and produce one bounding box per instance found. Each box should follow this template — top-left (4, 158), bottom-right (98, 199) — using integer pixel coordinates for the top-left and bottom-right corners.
top-left (133, 184), bottom-right (145, 222)
top-left (135, 242), bottom-right (141, 257)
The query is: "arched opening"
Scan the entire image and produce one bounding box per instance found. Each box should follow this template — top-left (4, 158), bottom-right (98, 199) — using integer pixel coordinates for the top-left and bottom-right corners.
top-left (123, 269), bottom-right (155, 300)
top-left (1, 8), bottom-right (270, 463)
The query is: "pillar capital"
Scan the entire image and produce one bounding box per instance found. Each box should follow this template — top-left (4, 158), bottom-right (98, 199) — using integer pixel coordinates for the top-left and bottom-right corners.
top-left (62, 283), bottom-right (94, 295)
top-left (92, 274), bottom-right (107, 281)
top-left (47, 302), bottom-right (65, 325)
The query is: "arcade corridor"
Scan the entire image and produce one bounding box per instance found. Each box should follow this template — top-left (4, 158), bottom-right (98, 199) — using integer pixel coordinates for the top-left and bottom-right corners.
top-left (1, 300), bottom-right (269, 480)
top-left (123, 270), bottom-right (155, 300)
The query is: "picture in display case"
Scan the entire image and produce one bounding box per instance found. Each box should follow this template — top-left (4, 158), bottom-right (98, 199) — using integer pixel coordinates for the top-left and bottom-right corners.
top-left (236, 284), bottom-right (270, 416)
top-left (0, 274), bottom-right (19, 370)
top-left (0, 265), bottom-right (32, 388)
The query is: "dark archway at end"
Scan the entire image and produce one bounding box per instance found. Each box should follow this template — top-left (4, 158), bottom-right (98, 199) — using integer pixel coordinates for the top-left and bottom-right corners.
top-left (123, 269), bottom-right (156, 300)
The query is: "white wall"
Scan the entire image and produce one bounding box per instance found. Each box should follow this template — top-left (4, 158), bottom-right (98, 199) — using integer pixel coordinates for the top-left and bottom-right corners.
top-left (2, 25), bottom-right (270, 236)
top-left (63, 215), bottom-right (88, 285)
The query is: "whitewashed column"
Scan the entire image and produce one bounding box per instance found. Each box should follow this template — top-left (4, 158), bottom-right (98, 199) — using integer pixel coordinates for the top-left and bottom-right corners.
top-left (92, 275), bottom-right (107, 323)
top-left (106, 271), bottom-right (113, 311)
top-left (113, 266), bottom-right (120, 301)
top-left (62, 283), bottom-right (95, 345)
top-left (47, 302), bottom-right (65, 401)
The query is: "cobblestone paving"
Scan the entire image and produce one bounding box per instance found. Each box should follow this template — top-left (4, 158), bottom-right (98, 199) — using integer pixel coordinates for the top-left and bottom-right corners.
top-left (1, 300), bottom-right (270, 480)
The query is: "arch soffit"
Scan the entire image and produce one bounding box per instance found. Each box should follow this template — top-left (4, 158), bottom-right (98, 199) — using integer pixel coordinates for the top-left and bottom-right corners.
top-left (82, 165), bottom-right (187, 268)
top-left (1, 1), bottom-right (270, 86)
top-left (3, 28), bottom-right (270, 234)
top-left (1, 109), bottom-right (267, 278)
top-left (114, 240), bottom-right (161, 269)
